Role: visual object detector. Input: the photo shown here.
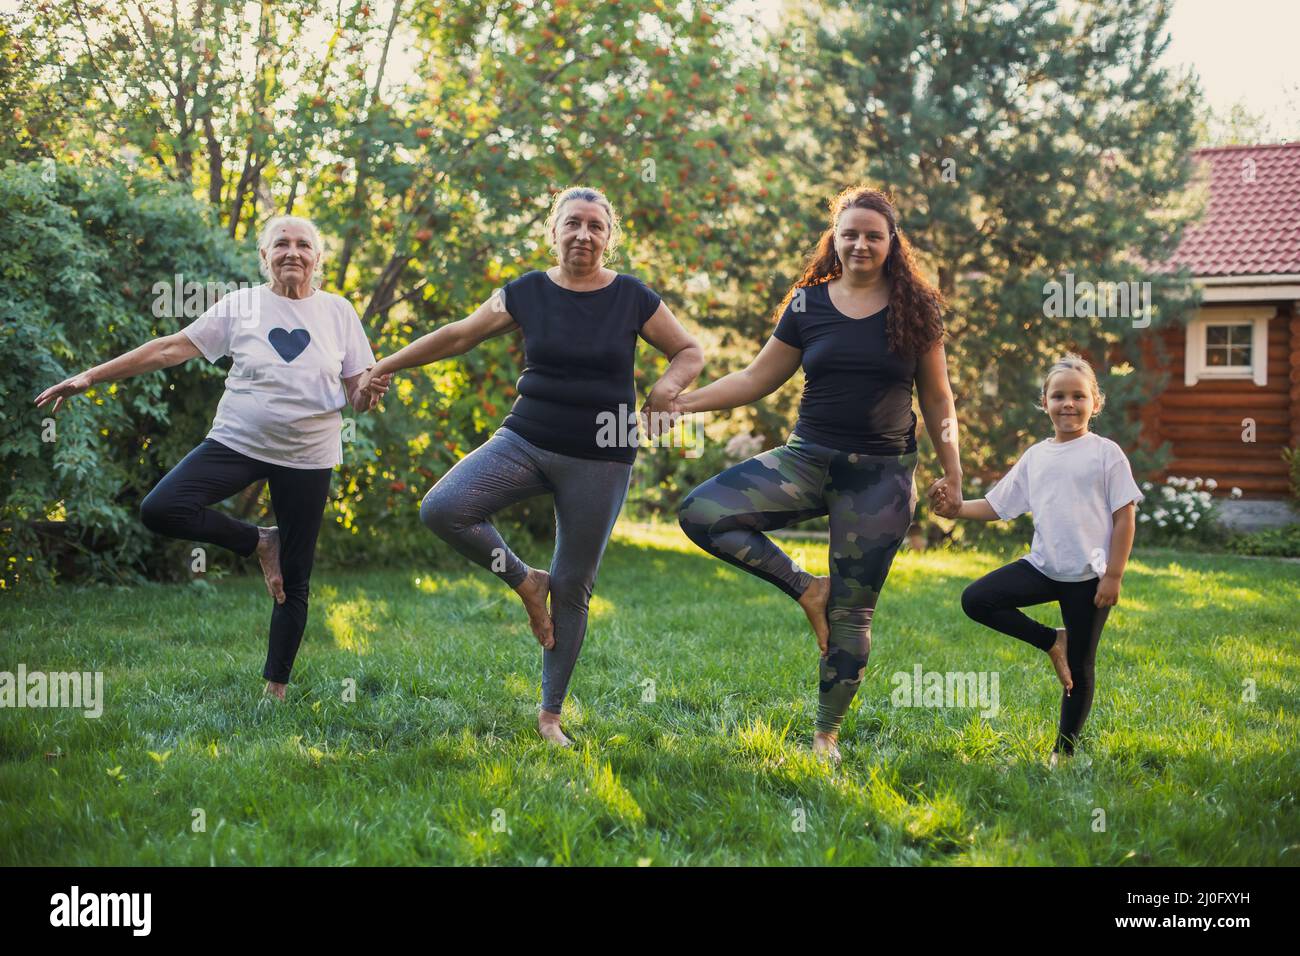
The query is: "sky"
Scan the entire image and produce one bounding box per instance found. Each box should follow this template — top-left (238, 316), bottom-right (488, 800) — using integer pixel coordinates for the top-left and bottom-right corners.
top-left (1162, 0), bottom-right (1299, 135)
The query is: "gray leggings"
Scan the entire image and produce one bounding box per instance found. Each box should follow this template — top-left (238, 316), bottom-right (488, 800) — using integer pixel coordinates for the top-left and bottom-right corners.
top-left (420, 426), bottom-right (632, 714)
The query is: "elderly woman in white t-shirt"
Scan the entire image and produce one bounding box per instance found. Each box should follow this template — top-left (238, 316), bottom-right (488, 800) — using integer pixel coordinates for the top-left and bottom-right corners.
top-left (35, 216), bottom-right (391, 700)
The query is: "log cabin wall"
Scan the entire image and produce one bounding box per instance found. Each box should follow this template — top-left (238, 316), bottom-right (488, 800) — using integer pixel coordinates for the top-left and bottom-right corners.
top-left (1137, 301), bottom-right (1295, 498)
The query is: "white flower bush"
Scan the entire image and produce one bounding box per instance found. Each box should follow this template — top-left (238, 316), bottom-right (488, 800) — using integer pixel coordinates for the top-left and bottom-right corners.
top-left (1136, 476), bottom-right (1229, 541)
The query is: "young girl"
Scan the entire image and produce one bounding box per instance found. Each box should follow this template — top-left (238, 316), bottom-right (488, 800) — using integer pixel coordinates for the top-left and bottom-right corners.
top-left (930, 353), bottom-right (1141, 764)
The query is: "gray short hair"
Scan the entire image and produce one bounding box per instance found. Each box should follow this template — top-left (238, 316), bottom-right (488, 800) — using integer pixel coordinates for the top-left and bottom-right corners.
top-left (546, 186), bottom-right (622, 265)
top-left (257, 215), bottom-right (326, 287)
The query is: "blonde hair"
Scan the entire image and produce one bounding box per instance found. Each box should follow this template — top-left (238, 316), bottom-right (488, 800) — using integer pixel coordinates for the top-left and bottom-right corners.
top-left (1039, 352), bottom-right (1105, 417)
top-left (257, 215), bottom-right (326, 288)
top-left (546, 186), bottom-right (622, 266)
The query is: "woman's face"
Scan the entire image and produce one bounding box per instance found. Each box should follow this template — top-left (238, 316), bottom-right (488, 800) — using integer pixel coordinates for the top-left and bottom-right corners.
top-left (551, 199), bottom-right (611, 272)
top-left (263, 222), bottom-right (319, 289)
top-left (1043, 368), bottom-right (1096, 436)
top-left (834, 207), bottom-right (892, 278)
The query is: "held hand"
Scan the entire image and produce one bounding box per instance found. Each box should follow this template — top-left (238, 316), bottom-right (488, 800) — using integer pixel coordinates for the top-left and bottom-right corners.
top-left (34, 372), bottom-right (94, 414)
top-left (640, 383), bottom-right (683, 439)
top-left (367, 371), bottom-right (392, 404)
top-left (929, 487), bottom-right (960, 519)
top-left (1095, 574), bottom-right (1121, 608)
top-left (357, 368), bottom-right (392, 411)
top-left (927, 474), bottom-right (962, 518)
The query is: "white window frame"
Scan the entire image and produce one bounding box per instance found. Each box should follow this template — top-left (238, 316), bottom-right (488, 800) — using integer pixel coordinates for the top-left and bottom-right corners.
top-left (1184, 306), bottom-right (1274, 387)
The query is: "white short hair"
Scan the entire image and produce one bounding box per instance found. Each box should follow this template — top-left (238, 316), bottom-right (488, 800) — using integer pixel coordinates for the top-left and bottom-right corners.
top-left (257, 215), bottom-right (326, 287)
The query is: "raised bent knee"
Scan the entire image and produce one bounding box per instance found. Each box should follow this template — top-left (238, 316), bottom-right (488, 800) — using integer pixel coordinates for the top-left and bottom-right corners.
top-left (960, 583), bottom-right (988, 621)
top-left (419, 489), bottom-right (463, 538)
top-left (676, 493), bottom-right (711, 543)
top-left (140, 490), bottom-right (179, 536)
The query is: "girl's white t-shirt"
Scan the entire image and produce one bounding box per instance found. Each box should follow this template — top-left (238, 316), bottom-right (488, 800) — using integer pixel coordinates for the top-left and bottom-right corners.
top-left (181, 284), bottom-right (375, 469)
top-left (984, 431), bottom-right (1144, 582)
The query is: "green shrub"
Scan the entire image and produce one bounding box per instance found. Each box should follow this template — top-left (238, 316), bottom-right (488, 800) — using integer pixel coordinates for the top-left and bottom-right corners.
top-left (1283, 446), bottom-right (1300, 504)
top-left (1, 160), bottom-right (254, 590)
top-left (1223, 524), bottom-right (1300, 558)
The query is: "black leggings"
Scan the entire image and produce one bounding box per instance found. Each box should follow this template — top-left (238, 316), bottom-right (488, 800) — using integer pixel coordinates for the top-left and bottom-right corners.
top-left (960, 558), bottom-right (1110, 754)
top-left (139, 438), bottom-right (332, 683)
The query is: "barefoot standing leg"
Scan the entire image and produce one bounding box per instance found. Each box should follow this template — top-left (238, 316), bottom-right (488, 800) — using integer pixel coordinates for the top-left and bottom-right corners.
top-left (812, 730), bottom-right (841, 764)
top-left (537, 710), bottom-right (572, 747)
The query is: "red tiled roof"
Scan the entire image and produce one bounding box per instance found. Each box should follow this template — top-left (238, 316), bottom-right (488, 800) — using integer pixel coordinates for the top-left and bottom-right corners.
top-left (1159, 141), bottom-right (1300, 278)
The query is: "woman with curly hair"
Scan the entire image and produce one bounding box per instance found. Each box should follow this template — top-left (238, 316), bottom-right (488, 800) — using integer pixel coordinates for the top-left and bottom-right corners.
top-left (674, 186), bottom-right (963, 762)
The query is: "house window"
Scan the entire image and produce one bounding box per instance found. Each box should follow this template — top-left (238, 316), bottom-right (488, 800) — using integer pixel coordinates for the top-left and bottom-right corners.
top-left (1184, 307), bottom-right (1274, 387)
top-left (1204, 324), bottom-right (1252, 369)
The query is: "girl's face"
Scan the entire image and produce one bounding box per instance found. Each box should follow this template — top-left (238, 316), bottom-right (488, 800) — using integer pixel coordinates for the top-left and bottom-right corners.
top-left (834, 207), bottom-right (893, 279)
top-left (1043, 368), bottom-right (1096, 438)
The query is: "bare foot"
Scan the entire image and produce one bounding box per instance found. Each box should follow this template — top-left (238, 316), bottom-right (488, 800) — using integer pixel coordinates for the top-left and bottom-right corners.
top-left (256, 527), bottom-right (285, 605)
top-left (798, 576), bottom-right (831, 655)
top-left (1048, 750), bottom-right (1067, 769)
top-left (812, 731), bottom-right (841, 764)
top-left (514, 569), bottom-right (554, 649)
top-left (537, 711), bottom-right (571, 747)
top-left (1048, 628), bottom-right (1074, 695)
top-left (263, 680), bottom-right (286, 701)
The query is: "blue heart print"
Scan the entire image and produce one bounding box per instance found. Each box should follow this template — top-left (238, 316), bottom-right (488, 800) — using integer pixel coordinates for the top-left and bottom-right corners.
top-left (268, 327), bottom-right (311, 362)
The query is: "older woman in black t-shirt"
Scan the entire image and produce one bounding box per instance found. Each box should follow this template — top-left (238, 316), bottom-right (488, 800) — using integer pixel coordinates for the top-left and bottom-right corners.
top-left (675, 186), bottom-right (963, 763)
top-left (360, 187), bottom-right (702, 745)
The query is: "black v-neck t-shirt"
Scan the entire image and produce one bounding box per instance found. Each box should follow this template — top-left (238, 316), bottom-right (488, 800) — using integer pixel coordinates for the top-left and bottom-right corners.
top-left (772, 281), bottom-right (919, 455)
top-left (500, 270), bottom-right (661, 463)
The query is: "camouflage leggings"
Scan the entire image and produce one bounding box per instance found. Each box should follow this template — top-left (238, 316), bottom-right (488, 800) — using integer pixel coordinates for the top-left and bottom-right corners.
top-left (677, 433), bottom-right (919, 734)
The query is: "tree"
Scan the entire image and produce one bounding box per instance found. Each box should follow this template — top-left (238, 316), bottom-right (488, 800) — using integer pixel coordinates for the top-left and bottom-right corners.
top-left (769, 0), bottom-right (1202, 482)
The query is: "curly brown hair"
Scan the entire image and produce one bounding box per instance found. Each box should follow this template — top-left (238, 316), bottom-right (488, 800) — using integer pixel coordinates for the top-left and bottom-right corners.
top-left (774, 185), bottom-right (945, 358)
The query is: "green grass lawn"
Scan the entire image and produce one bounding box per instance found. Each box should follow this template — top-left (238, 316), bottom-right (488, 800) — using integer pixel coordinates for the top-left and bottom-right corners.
top-left (2, 522), bottom-right (1297, 865)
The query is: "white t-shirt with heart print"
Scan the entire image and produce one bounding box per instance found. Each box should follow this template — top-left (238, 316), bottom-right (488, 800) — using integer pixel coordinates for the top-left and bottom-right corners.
top-left (181, 284), bottom-right (376, 469)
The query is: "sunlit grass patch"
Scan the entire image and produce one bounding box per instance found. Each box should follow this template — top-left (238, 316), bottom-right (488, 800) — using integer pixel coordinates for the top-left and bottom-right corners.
top-left (1, 535), bottom-right (1296, 865)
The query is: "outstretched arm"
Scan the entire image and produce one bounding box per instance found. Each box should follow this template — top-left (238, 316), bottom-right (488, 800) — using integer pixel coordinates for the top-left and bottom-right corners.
top-left (675, 335), bottom-right (802, 414)
top-left (936, 497), bottom-right (1000, 521)
top-left (367, 292), bottom-right (518, 380)
top-left (34, 332), bottom-right (202, 414)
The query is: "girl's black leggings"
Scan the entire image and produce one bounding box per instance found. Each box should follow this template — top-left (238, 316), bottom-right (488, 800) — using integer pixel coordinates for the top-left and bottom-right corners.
top-left (139, 438), bottom-right (332, 684)
top-left (960, 558), bottom-right (1110, 755)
